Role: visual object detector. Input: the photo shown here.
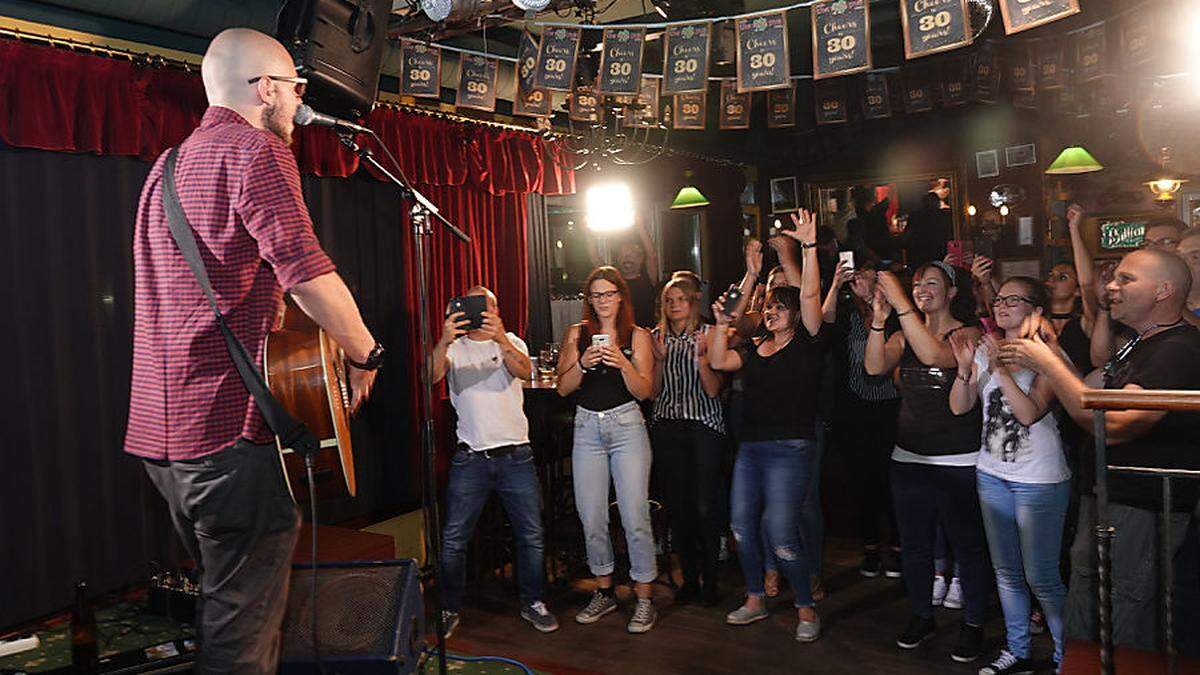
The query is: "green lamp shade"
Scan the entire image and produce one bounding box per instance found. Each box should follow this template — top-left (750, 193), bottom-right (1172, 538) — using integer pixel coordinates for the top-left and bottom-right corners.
top-left (670, 185), bottom-right (710, 209)
top-left (1045, 146), bottom-right (1104, 175)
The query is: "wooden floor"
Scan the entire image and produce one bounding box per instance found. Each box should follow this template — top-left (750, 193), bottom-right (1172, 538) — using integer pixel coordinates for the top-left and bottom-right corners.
top-left (441, 539), bottom-right (1061, 675)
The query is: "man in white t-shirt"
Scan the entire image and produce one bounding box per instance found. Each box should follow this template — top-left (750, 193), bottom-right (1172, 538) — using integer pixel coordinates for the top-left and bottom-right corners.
top-left (431, 286), bottom-right (558, 637)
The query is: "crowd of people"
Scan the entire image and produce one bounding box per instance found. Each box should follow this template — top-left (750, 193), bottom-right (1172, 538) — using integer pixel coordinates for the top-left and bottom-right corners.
top-left (435, 201), bottom-right (1200, 675)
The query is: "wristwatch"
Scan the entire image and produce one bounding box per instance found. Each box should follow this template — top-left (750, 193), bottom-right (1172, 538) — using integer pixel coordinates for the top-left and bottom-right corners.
top-left (347, 341), bottom-right (385, 371)
top-left (800, 241), bottom-right (818, 249)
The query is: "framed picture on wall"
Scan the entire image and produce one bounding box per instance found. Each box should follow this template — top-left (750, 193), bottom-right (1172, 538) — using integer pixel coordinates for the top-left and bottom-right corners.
top-left (976, 149), bottom-right (1000, 178)
top-left (998, 257), bottom-right (1040, 280)
top-left (1004, 143), bottom-right (1037, 167)
top-left (770, 176), bottom-right (799, 213)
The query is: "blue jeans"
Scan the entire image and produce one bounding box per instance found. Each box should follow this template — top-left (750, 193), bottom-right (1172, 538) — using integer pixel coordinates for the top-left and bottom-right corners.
top-left (762, 422), bottom-right (825, 577)
top-left (572, 401), bottom-right (657, 583)
top-left (732, 439), bottom-right (818, 607)
top-left (977, 472), bottom-right (1070, 663)
top-left (440, 444), bottom-right (545, 612)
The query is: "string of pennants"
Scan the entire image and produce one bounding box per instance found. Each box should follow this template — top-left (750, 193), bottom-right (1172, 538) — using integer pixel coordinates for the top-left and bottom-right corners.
top-left (398, 0), bottom-right (1166, 129)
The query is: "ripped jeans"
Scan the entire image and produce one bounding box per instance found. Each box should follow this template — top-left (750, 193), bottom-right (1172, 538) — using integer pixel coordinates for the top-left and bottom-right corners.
top-left (730, 438), bottom-right (818, 607)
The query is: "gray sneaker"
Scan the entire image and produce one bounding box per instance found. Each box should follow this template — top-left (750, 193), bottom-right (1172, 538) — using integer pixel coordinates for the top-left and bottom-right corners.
top-left (725, 603), bottom-right (769, 625)
top-left (795, 615), bottom-right (821, 642)
top-left (441, 610), bottom-right (460, 639)
top-left (521, 601), bottom-right (560, 633)
top-left (575, 590), bottom-right (618, 624)
top-left (627, 598), bottom-right (657, 634)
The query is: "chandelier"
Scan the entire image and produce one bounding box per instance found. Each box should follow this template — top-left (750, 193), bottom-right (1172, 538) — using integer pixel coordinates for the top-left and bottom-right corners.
top-left (549, 90), bottom-right (670, 171)
top-left (1146, 146), bottom-right (1188, 207)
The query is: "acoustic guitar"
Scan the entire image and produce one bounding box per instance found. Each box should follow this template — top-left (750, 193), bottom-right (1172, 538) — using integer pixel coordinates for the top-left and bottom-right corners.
top-left (262, 303), bottom-right (356, 503)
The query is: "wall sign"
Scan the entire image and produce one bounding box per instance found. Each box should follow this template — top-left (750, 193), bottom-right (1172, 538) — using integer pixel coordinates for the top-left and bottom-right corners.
top-left (1075, 24), bottom-right (1109, 82)
top-left (673, 91), bottom-right (707, 129)
top-left (940, 57), bottom-right (970, 107)
top-left (663, 22), bottom-right (711, 94)
top-left (767, 83), bottom-right (796, 128)
top-left (719, 79), bottom-right (751, 129)
top-left (900, 0), bottom-right (972, 59)
top-left (811, 0), bottom-right (872, 80)
top-left (1005, 143), bottom-right (1037, 167)
top-left (400, 39), bottom-right (441, 98)
top-left (1038, 43), bottom-right (1066, 90)
top-left (973, 47), bottom-right (999, 103)
top-left (902, 68), bottom-right (934, 113)
top-left (598, 27), bottom-right (645, 95)
top-left (998, 0), bottom-right (1080, 35)
top-left (455, 55), bottom-right (498, 112)
top-left (514, 31), bottom-right (551, 117)
top-left (1122, 11), bottom-right (1155, 68)
top-left (569, 85), bottom-right (599, 123)
top-left (976, 149), bottom-right (999, 178)
top-left (736, 11), bottom-right (791, 92)
top-left (861, 72), bottom-right (892, 119)
top-left (1100, 219), bottom-right (1146, 249)
top-left (1007, 44), bottom-right (1034, 91)
top-left (815, 79), bottom-right (848, 124)
top-left (534, 26), bottom-right (581, 91)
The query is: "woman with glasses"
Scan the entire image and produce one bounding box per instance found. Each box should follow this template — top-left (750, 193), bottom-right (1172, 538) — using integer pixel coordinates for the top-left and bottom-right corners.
top-left (865, 262), bottom-right (989, 664)
top-left (949, 278), bottom-right (1070, 674)
top-left (557, 266), bottom-right (659, 633)
top-left (649, 276), bottom-right (726, 607)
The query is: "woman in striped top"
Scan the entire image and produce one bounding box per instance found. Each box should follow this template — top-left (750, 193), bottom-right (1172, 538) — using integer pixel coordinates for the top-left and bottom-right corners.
top-left (650, 275), bottom-right (726, 606)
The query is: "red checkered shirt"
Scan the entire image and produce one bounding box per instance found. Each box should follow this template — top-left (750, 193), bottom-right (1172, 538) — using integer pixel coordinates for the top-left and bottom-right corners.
top-left (124, 106), bottom-right (336, 461)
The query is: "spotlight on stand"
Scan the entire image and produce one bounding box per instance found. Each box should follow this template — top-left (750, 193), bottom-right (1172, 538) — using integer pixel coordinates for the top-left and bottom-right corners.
top-left (586, 183), bottom-right (635, 232)
top-left (420, 0), bottom-right (452, 21)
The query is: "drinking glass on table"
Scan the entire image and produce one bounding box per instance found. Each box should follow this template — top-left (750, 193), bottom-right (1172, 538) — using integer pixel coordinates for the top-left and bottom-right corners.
top-left (538, 344), bottom-right (559, 381)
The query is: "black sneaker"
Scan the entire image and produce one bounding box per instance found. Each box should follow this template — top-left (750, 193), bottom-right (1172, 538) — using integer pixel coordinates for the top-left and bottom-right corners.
top-left (860, 548), bottom-right (882, 578)
top-left (896, 615), bottom-right (936, 649)
top-left (977, 650), bottom-right (1034, 675)
top-left (951, 623), bottom-right (985, 663)
top-left (675, 580), bottom-right (701, 605)
top-left (520, 601), bottom-right (560, 633)
top-left (884, 548), bottom-right (903, 578)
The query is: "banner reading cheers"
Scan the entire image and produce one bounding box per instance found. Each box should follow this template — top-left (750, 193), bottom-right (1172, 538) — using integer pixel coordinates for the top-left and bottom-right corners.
top-left (455, 55), bottom-right (498, 112)
top-left (767, 83), bottom-right (796, 128)
top-left (627, 77), bottom-right (661, 128)
top-left (1038, 43), bottom-right (1066, 90)
top-left (940, 56), bottom-right (970, 107)
top-left (719, 79), bottom-right (750, 129)
top-left (1007, 44), bottom-right (1034, 91)
top-left (998, 0), bottom-right (1079, 35)
top-left (902, 67), bottom-right (934, 113)
top-left (569, 85), bottom-right (600, 123)
top-left (812, 0), bottom-right (872, 80)
top-left (400, 39), bottom-right (441, 98)
top-left (1122, 11), bottom-right (1155, 68)
top-left (736, 11), bottom-right (790, 92)
top-left (663, 22), bottom-right (711, 94)
top-left (973, 47), bottom-right (999, 103)
top-left (535, 26), bottom-right (581, 91)
top-left (901, 0), bottom-right (971, 59)
top-left (514, 31), bottom-right (551, 117)
top-left (861, 72), bottom-right (891, 119)
top-left (674, 91), bottom-right (707, 129)
top-left (1075, 24), bottom-right (1109, 82)
top-left (815, 79), bottom-right (848, 124)
top-left (599, 27), bottom-right (645, 95)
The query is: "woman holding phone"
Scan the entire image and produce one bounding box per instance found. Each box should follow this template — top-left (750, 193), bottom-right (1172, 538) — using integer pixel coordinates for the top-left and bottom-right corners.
top-left (557, 266), bottom-right (658, 633)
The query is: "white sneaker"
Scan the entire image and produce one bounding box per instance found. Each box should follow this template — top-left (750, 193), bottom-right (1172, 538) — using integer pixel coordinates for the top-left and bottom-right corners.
top-left (932, 575), bottom-right (948, 606)
top-left (943, 577), bottom-right (963, 610)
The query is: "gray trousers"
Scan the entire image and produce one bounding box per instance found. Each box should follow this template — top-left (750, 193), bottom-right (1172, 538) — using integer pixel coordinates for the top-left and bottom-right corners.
top-left (144, 440), bottom-right (300, 674)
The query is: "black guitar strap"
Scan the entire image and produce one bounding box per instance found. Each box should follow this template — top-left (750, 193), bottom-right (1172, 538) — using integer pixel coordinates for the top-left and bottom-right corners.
top-left (161, 146), bottom-right (319, 459)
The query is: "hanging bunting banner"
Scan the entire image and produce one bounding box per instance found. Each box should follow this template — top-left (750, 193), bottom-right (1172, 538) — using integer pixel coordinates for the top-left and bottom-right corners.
top-left (767, 82), bottom-right (796, 128)
top-left (598, 27), bottom-right (646, 95)
top-left (455, 55), bottom-right (498, 112)
top-left (940, 56), bottom-right (970, 107)
top-left (534, 26), bottom-right (581, 91)
top-left (719, 79), bottom-right (751, 129)
top-left (1122, 11), bottom-right (1155, 68)
top-left (1075, 24), bottom-right (1109, 82)
top-left (861, 72), bottom-right (892, 119)
top-left (626, 77), bottom-right (661, 128)
top-left (1007, 44), bottom-right (1034, 91)
top-left (902, 68), bottom-right (934, 113)
top-left (400, 39), bottom-right (441, 98)
top-left (998, 0), bottom-right (1079, 35)
top-left (815, 79), bottom-right (848, 124)
top-left (663, 22), bottom-right (711, 94)
top-left (973, 47), bottom-right (1000, 103)
top-left (1038, 43), bottom-right (1066, 90)
top-left (736, 11), bottom-right (791, 92)
top-left (569, 85), bottom-right (600, 122)
top-left (1012, 88), bottom-right (1037, 109)
top-left (812, 0), bottom-right (872, 80)
top-left (514, 31), bottom-right (551, 117)
top-left (674, 91), bottom-right (707, 129)
top-left (900, 0), bottom-right (972, 60)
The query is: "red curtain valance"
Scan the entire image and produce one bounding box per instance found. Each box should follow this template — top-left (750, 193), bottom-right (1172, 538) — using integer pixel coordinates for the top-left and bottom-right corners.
top-left (0, 40), bottom-right (573, 195)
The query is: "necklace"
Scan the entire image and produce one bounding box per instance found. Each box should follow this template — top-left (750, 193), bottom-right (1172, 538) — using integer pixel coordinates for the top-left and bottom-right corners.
top-left (1106, 318), bottom-right (1184, 377)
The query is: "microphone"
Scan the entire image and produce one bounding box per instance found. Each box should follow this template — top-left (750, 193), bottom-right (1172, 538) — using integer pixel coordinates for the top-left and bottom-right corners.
top-left (293, 104), bottom-right (371, 135)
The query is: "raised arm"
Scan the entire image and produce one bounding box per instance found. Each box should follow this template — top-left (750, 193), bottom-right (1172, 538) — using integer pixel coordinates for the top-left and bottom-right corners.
top-left (864, 286), bottom-right (905, 375)
top-left (822, 262), bottom-right (853, 324)
top-left (707, 306), bottom-right (744, 372)
top-left (876, 271), bottom-right (958, 368)
top-left (636, 219), bottom-right (660, 285)
top-left (784, 209), bottom-right (824, 336)
top-left (431, 310), bottom-right (469, 385)
top-left (1066, 204), bottom-right (1099, 333)
top-left (694, 327), bottom-right (724, 398)
top-left (948, 331), bottom-right (981, 415)
top-left (728, 239), bottom-right (764, 320)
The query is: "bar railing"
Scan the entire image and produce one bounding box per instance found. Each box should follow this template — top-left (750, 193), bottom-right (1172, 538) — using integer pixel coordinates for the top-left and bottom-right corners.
top-left (1080, 389), bottom-right (1200, 675)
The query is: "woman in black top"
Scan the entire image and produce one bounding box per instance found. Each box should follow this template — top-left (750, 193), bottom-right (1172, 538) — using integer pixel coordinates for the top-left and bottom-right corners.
top-left (708, 210), bottom-right (826, 643)
top-left (557, 266), bottom-right (659, 633)
top-left (864, 262), bottom-right (989, 663)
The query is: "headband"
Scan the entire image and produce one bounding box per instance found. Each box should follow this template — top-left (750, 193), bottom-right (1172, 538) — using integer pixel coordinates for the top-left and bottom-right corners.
top-left (930, 260), bottom-right (958, 285)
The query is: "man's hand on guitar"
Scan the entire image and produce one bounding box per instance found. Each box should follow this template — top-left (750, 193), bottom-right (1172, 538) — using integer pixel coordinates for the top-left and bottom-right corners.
top-left (348, 365), bottom-right (376, 414)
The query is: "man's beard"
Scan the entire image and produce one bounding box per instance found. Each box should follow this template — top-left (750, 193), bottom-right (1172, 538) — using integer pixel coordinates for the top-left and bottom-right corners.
top-left (263, 102), bottom-right (293, 145)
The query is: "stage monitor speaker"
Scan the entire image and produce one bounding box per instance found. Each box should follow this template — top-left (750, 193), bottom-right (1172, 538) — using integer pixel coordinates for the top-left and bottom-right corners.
top-left (280, 560), bottom-right (425, 674)
top-left (275, 0), bottom-right (392, 120)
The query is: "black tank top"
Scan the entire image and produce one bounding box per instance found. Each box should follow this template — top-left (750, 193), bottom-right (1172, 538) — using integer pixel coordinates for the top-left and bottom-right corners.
top-left (577, 345), bottom-right (636, 412)
top-left (894, 338), bottom-right (982, 456)
top-left (1057, 315), bottom-right (1091, 374)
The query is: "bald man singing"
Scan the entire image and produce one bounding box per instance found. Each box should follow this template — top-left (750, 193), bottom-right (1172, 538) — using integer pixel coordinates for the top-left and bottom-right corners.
top-left (999, 248), bottom-right (1200, 654)
top-left (125, 28), bottom-right (381, 672)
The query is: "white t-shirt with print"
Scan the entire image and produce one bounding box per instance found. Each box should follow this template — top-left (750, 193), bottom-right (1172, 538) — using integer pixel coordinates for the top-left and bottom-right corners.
top-left (974, 348), bottom-right (1071, 484)
top-left (446, 334), bottom-right (530, 451)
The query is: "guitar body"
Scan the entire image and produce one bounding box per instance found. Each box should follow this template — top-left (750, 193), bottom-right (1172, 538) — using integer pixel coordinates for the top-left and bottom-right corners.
top-left (263, 305), bottom-right (356, 503)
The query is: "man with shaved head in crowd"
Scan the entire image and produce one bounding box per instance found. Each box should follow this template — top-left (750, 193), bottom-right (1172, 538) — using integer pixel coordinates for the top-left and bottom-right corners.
top-left (126, 28), bottom-right (381, 672)
top-left (999, 247), bottom-right (1200, 654)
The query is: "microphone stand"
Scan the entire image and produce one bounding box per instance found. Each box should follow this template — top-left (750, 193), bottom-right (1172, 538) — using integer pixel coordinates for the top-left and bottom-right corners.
top-left (339, 131), bottom-right (468, 675)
